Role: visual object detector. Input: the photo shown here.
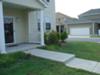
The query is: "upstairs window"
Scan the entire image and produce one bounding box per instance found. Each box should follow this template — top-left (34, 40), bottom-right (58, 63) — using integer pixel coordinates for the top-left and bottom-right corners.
top-left (46, 23), bottom-right (51, 30)
top-left (47, 0), bottom-right (50, 2)
top-left (38, 22), bottom-right (40, 31)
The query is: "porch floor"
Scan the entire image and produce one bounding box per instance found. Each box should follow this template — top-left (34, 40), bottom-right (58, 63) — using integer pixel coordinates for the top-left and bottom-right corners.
top-left (6, 43), bottom-right (41, 53)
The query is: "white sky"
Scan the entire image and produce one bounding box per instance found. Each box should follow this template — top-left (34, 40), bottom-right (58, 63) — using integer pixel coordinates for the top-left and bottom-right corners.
top-left (55, 0), bottom-right (100, 18)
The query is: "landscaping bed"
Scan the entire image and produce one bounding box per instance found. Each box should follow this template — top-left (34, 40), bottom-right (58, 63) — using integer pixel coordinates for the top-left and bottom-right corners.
top-left (0, 52), bottom-right (99, 75)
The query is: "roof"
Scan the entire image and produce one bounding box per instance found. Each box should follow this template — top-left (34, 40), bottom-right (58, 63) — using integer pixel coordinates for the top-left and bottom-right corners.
top-left (67, 19), bottom-right (93, 25)
top-left (67, 19), bottom-right (100, 25)
top-left (79, 8), bottom-right (100, 17)
top-left (56, 12), bottom-right (75, 19)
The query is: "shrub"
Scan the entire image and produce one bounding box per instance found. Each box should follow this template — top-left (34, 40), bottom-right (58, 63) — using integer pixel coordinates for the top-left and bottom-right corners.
top-left (60, 32), bottom-right (68, 42)
top-left (44, 31), bottom-right (59, 45)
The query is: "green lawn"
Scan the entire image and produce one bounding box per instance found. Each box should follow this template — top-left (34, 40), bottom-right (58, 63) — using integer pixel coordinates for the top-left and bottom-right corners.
top-left (39, 42), bottom-right (100, 62)
top-left (0, 52), bottom-right (99, 75)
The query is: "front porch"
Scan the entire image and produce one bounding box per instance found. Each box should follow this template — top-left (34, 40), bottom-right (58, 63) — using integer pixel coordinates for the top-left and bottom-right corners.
top-left (6, 43), bottom-right (40, 53)
top-left (0, 1), bottom-right (45, 53)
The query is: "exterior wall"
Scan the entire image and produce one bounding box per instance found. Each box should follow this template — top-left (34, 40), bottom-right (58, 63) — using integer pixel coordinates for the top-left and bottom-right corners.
top-left (56, 13), bottom-right (67, 25)
top-left (28, 11), bottom-right (41, 43)
top-left (4, 7), bottom-right (28, 44)
top-left (68, 23), bottom-right (93, 35)
top-left (3, 0), bottom-right (44, 9)
top-left (43, 0), bottom-right (56, 32)
top-left (28, 0), bottom-right (56, 43)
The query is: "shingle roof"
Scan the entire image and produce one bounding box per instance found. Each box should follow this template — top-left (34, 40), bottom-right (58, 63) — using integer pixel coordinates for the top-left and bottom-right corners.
top-left (67, 19), bottom-right (100, 25)
top-left (67, 19), bottom-right (93, 24)
top-left (79, 8), bottom-right (100, 17)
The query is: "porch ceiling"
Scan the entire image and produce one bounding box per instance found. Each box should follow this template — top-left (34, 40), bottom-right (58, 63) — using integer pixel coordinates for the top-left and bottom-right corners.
top-left (3, 0), bottom-right (45, 10)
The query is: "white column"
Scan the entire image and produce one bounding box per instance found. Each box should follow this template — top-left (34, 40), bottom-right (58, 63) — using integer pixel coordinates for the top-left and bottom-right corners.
top-left (0, 1), bottom-right (6, 53)
top-left (40, 10), bottom-right (45, 46)
top-left (92, 22), bottom-right (95, 35)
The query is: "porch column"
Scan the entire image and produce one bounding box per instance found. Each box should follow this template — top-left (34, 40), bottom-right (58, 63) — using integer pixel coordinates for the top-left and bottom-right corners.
top-left (0, 1), bottom-right (6, 53)
top-left (92, 22), bottom-right (95, 35)
top-left (40, 10), bottom-right (45, 46)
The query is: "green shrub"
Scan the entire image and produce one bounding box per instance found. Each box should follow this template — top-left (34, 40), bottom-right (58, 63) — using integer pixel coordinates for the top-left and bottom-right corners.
top-left (44, 31), bottom-right (59, 45)
top-left (60, 32), bottom-right (68, 42)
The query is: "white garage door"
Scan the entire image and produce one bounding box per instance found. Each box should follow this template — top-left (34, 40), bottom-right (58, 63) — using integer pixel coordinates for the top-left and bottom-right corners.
top-left (70, 28), bottom-right (90, 36)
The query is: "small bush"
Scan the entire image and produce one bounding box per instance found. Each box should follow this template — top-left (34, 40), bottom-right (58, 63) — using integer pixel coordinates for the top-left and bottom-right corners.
top-left (44, 31), bottom-right (59, 45)
top-left (60, 32), bottom-right (68, 42)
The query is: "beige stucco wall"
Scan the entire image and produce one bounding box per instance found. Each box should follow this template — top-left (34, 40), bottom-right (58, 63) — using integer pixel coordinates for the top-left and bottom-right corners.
top-left (4, 7), bottom-right (28, 44)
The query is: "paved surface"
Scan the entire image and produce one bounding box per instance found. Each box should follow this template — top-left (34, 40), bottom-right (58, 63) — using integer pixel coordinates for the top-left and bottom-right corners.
top-left (67, 38), bottom-right (100, 43)
top-left (7, 44), bottom-right (40, 53)
top-left (25, 49), bottom-right (75, 63)
top-left (66, 58), bottom-right (100, 74)
top-left (25, 49), bottom-right (100, 74)
top-left (93, 63), bottom-right (100, 74)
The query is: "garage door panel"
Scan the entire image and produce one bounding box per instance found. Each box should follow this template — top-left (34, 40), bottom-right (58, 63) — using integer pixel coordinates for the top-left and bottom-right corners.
top-left (70, 28), bottom-right (90, 36)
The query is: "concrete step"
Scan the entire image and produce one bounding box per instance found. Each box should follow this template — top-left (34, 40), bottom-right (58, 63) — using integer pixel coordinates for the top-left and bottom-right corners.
top-left (25, 49), bottom-right (75, 63)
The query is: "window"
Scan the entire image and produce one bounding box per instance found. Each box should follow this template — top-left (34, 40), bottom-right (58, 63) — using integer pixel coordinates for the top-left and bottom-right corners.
top-left (56, 26), bottom-right (59, 32)
top-left (47, 0), bottom-right (50, 2)
top-left (61, 25), bottom-right (64, 33)
top-left (46, 23), bottom-right (51, 30)
top-left (38, 22), bottom-right (40, 31)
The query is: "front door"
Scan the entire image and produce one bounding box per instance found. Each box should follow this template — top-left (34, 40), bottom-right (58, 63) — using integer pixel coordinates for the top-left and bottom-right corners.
top-left (4, 17), bottom-right (14, 44)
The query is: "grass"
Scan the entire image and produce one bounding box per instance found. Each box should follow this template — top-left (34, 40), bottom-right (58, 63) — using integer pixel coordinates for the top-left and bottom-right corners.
top-left (0, 52), bottom-right (99, 75)
top-left (39, 41), bottom-right (100, 62)
top-left (91, 35), bottom-right (100, 38)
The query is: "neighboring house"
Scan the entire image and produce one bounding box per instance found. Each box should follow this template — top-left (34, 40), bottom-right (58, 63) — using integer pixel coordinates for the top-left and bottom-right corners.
top-left (67, 9), bottom-right (100, 38)
top-left (56, 12), bottom-right (75, 33)
top-left (0, 0), bottom-right (56, 53)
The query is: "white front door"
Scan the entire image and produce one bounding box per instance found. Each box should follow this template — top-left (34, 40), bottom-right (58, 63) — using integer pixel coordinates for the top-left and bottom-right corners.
top-left (70, 27), bottom-right (90, 36)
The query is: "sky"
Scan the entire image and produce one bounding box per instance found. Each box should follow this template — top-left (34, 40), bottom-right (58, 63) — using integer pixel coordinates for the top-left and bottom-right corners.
top-left (55, 0), bottom-right (100, 18)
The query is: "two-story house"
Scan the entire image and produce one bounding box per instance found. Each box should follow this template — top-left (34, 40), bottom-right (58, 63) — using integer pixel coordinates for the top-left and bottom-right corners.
top-left (67, 9), bottom-right (100, 38)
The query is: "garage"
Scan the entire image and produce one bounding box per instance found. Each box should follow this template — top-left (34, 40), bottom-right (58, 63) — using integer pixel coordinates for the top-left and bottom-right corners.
top-left (70, 27), bottom-right (90, 36)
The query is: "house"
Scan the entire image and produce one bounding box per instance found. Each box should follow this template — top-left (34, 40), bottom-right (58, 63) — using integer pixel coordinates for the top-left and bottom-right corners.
top-left (56, 12), bottom-right (75, 33)
top-left (67, 9), bottom-right (100, 38)
top-left (0, 0), bottom-right (56, 53)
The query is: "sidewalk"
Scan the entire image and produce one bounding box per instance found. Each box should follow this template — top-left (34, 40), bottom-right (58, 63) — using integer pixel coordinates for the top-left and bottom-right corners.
top-left (24, 49), bottom-right (100, 74)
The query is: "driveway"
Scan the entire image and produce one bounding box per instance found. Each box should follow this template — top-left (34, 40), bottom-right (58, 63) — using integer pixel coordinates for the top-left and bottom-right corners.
top-left (67, 38), bottom-right (100, 43)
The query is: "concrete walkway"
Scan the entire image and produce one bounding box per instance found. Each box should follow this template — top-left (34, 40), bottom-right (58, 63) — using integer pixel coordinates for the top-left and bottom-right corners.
top-left (66, 58), bottom-right (100, 74)
top-left (25, 49), bottom-right (100, 74)
top-left (25, 49), bottom-right (75, 63)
